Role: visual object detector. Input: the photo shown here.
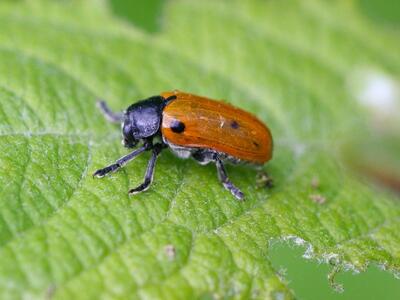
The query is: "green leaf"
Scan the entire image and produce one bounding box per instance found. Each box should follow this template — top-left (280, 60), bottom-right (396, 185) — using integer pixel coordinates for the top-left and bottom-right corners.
top-left (0, 0), bottom-right (399, 299)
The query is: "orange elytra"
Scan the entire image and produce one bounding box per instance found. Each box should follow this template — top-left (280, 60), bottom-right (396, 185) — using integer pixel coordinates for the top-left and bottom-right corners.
top-left (161, 91), bottom-right (273, 165)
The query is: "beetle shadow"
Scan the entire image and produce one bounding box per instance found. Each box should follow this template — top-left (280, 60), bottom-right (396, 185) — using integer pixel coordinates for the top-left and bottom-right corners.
top-left (151, 148), bottom-right (275, 203)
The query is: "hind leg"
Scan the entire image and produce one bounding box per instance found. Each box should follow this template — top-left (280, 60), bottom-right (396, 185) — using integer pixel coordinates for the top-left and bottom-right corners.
top-left (192, 150), bottom-right (244, 200)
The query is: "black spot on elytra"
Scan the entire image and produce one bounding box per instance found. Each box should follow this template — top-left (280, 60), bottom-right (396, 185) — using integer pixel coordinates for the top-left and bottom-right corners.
top-left (171, 119), bottom-right (185, 133)
top-left (253, 141), bottom-right (260, 148)
top-left (230, 120), bottom-right (239, 129)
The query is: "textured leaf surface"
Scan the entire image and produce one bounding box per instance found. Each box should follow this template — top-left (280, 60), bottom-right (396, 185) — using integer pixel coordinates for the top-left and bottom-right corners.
top-left (0, 0), bottom-right (399, 299)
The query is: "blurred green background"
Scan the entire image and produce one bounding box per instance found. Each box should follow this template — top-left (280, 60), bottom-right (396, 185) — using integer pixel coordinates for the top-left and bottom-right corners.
top-left (107, 0), bottom-right (399, 299)
top-left (109, 0), bottom-right (400, 32)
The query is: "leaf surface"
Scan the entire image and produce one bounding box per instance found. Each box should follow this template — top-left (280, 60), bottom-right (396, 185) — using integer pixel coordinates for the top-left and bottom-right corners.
top-left (0, 0), bottom-right (399, 299)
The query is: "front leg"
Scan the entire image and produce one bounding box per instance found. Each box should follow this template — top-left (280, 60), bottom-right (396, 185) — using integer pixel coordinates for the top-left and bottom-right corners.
top-left (129, 143), bottom-right (165, 195)
top-left (93, 142), bottom-right (151, 178)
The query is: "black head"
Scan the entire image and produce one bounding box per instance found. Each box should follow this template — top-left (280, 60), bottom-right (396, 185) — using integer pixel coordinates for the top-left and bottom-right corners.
top-left (122, 96), bottom-right (165, 148)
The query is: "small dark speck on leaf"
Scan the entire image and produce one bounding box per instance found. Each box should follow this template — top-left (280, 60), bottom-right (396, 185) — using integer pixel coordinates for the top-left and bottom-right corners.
top-left (46, 285), bottom-right (57, 300)
top-left (309, 194), bottom-right (326, 204)
top-left (164, 244), bottom-right (176, 260)
top-left (311, 176), bottom-right (320, 189)
top-left (256, 171), bottom-right (274, 189)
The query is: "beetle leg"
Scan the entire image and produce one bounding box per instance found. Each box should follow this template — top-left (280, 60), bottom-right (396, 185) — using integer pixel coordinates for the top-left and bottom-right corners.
top-left (97, 99), bottom-right (124, 123)
top-left (93, 142), bottom-right (151, 178)
top-left (215, 157), bottom-right (244, 201)
top-left (128, 143), bottom-right (164, 195)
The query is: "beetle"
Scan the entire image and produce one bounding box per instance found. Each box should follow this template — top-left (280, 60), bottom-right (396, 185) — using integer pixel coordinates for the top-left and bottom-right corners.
top-left (93, 90), bottom-right (273, 200)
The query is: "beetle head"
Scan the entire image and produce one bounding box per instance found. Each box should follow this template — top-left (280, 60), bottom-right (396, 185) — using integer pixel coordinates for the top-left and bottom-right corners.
top-left (121, 96), bottom-right (165, 148)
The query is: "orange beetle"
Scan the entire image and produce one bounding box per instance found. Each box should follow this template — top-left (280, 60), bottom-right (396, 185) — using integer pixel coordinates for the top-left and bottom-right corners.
top-left (94, 91), bottom-right (273, 200)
